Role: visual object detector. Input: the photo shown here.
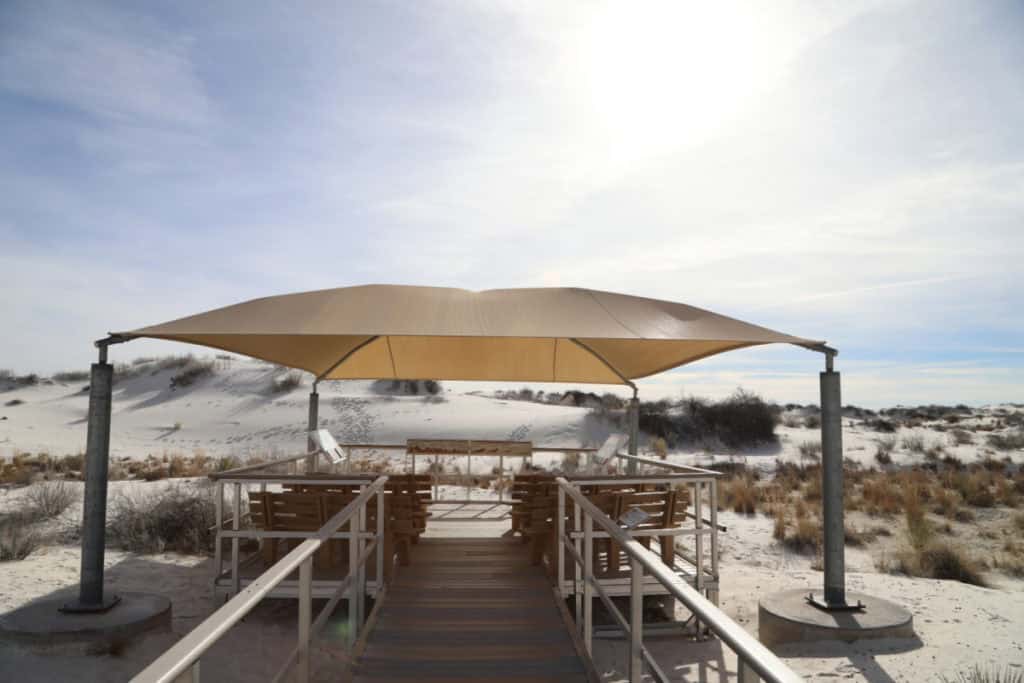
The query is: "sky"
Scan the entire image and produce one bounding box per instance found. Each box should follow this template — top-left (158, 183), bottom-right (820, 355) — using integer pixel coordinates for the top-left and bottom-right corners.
top-left (1, 0), bottom-right (1022, 408)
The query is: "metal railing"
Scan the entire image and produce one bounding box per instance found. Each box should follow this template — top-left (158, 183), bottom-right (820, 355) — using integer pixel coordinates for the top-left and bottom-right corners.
top-left (556, 477), bottom-right (803, 683)
top-left (132, 475), bottom-right (389, 683)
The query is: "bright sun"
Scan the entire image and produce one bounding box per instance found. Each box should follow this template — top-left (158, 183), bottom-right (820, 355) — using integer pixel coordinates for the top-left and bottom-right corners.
top-left (576, 1), bottom-right (786, 167)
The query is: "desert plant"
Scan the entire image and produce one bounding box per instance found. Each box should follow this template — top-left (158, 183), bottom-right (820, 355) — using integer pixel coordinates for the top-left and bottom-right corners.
top-left (797, 440), bottom-right (822, 461)
top-left (651, 437), bottom-right (668, 460)
top-left (902, 434), bottom-right (926, 453)
top-left (4, 398), bottom-right (24, 407)
top-left (724, 475), bottom-right (759, 515)
top-left (53, 370), bottom-right (90, 382)
top-left (949, 429), bottom-right (974, 446)
top-left (803, 415), bottom-right (821, 429)
top-left (987, 430), bottom-right (1024, 451)
top-left (24, 481), bottom-right (79, 519)
top-left (940, 665), bottom-right (1024, 683)
top-left (169, 358), bottom-right (215, 389)
top-left (106, 483), bottom-right (217, 554)
top-left (0, 514), bottom-right (40, 561)
top-left (269, 371), bottom-right (302, 394)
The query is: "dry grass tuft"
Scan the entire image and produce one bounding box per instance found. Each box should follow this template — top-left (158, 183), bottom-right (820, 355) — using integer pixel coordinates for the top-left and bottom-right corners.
top-left (24, 481), bottom-right (79, 519)
top-left (0, 514), bottom-right (40, 561)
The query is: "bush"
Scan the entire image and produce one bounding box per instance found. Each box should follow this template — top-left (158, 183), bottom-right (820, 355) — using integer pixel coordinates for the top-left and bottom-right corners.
top-left (53, 370), bottom-right (90, 383)
top-left (4, 398), bottom-right (23, 407)
top-left (15, 374), bottom-right (39, 386)
top-left (723, 475), bottom-right (759, 515)
top-left (987, 430), bottom-right (1024, 451)
top-left (106, 483), bottom-right (217, 554)
top-left (370, 379), bottom-right (443, 396)
top-left (169, 359), bottom-right (215, 389)
top-left (902, 434), bottom-right (926, 453)
top-left (803, 415), bottom-right (821, 429)
top-left (949, 429), bottom-right (974, 446)
top-left (917, 543), bottom-right (987, 586)
top-left (24, 481), bottom-right (79, 519)
top-left (798, 441), bottom-right (822, 461)
top-left (941, 665), bottom-right (1024, 683)
top-left (639, 389), bottom-right (779, 450)
top-left (866, 418), bottom-right (897, 433)
top-left (0, 514), bottom-right (40, 561)
top-left (269, 371), bottom-right (302, 394)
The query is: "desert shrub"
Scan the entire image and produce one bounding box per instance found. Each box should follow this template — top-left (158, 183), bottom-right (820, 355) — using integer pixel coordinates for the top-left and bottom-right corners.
top-left (782, 415), bottom-right (801, 429)
top-left (24, 481), bottom-right (79, 519)
top-left (780, 515), bottom-right (821, 554)
top-left (949, 429), bottom-right (974, 446)
top-left (932, 486), bottom-right (963, 519)
top-left (924, 442), bottom-right (945, 461)
top-left (0, 514), bottom-right (40, 561)
top-left (651, 437), bottom-right (668, 460)
top-left (940, 665), bottom-right (1024, 683)
top-left (370, 379), bottom-right (443, 396)
top-left (269, 371), bottom-right (302, 394)
top-left (803, 415), bottom-right (821, 429)
top-left (106, 483), bottom-right (217, 555)
top-left (169, 358), bottom-right (215, 389)
top-left (917, 543), bottom-right (987, 586)
top-left (902, 434), bottom-right (926, 453)
top-left (798, 440), bottom-right (822, 461)
top-left (866, 418), bottom-right (897, 433)
top-left (844, 524), bottom-right (891, 547)
top-left (0, 369), bottom-right (12, 381)
top-left (861, 474), bottom-right (903, 516)
top-left (987, 430), bottom-right (1024, 451)
top-left (904, 487), bottom-right (932, 551)
top-left (53, 370), bottom-right (90, 383)
top-left (640, 389), bottom-right (778, 450)
top-left (14, 373), bottom-right (39, 386)
top-left (4, 398), bottom-right (23, 407)
top-left (723, 475), bottom-right (759, 515)
top-left (559, 452), bottom-right (580, 474)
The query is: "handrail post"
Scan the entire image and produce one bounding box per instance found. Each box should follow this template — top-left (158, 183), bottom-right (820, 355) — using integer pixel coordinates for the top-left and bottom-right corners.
top-left (376, 488), bottom-right (384, 591)
top-left (557, 487), bottom-right (565, 598)
top-left (214, 482), bottom-right (224, 582)
top-left (629, 557), bottom-right (643, 683)
top-left (694, 480), bottom-right (704, 637)
top-left (573, 501), bottom-right (582, 625)
top-left (297, 557), bottom-right (312, 682)
top-left (738, 659), bottom-right (761, 683)
top-left (356, 488), bottom-right (366, 630)
top-left (583, 514), bottom-right (593, 654)
top-left (348, 510), bottom-right (358, 649)
top-left (231, 483), bottom-right (241, 596)
top-left (709, 477), bottom-right (720, 605)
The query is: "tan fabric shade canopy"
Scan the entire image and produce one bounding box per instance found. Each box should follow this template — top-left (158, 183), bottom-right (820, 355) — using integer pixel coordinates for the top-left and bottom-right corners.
top-left (114, 285), bottom-right (825, 385)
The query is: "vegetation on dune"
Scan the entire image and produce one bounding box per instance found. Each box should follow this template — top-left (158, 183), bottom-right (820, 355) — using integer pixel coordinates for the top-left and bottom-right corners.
top-left (638, 389), bottom-right (779, 450)
top-left (269, 370), bottom-right (303, 394)
top-left (941, 666), bottom-right (1024, 683)
top-left (106, 483), bottom-right (217, 555)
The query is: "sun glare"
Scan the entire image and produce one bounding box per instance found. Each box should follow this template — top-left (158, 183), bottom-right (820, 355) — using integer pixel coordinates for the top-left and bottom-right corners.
top-left (577, 1), bottom-right (785, 168)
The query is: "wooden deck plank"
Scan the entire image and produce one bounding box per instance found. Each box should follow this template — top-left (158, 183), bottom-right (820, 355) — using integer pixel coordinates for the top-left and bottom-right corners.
top-left (351, 537), bottom-right (592, 683)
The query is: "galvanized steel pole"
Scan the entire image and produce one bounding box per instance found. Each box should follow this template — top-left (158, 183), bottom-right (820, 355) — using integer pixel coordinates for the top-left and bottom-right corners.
top-left (64, 345), bottom-right (119, 611)
top-left (819, 352), bottom-right (846, 607)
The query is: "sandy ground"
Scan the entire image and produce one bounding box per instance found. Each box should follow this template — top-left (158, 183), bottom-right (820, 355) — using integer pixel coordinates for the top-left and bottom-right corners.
top-left (3, 510), bottom-right (1024, 682)
top-left (3, 358), bottom-right (1024, 680)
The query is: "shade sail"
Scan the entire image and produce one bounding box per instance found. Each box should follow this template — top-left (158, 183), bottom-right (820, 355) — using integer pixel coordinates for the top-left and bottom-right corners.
top-left (115, 285), bottom-right (824, 385)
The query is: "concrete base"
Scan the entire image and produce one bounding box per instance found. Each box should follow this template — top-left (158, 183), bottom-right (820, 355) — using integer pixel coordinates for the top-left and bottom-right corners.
top-left (0, 592), bottom-right (171, 655)
top-left (759, 589), bottom-right (913, 648)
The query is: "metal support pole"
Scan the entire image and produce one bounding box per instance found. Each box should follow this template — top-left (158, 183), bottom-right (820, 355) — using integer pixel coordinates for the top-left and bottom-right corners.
top-left (306, 386), bottom-right (319, 473)
top-left (64, 353), bottom-right (119, 612)
top-left (629, 557), bottom-right (643, 683)
top-left (738, 659), bottom-right (761, 683)
top-left (820, 356), bottom-right (846, 607)
top-left (574, 503), bottom-right (582, 625)
top-left (627, 390), bottom-right (639, 475)
top-left (348, 505), bottom-right (358, 649)
top-left (214, 482), bottom-right (224, 581)
top-left (376, 489), bottom-right (384, 591)
top-left (583, 514), bottom-right (594, 654)
top-left (231, 483), bottom-right (241, 596)
top-left (297, 556), bottom-right (312, 682)
top-left (557, 488), bottom-right (566, 598)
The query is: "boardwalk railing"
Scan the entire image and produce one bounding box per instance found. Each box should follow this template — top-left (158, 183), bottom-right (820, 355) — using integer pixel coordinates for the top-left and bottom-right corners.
top-left (556, 477), bottom-right (803, 683)
top-left (132, 475), bottom-right (389, 683)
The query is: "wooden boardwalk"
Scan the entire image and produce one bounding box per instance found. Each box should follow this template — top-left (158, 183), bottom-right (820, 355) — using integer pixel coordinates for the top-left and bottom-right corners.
top-left (351, 537), bottom-right (595, 682)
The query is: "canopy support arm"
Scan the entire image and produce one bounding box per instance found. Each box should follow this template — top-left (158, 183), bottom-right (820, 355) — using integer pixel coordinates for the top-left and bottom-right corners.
top-left (568, 338), bottom-right (636, 394)
top-left (316, 335), bottom-right (381, 382)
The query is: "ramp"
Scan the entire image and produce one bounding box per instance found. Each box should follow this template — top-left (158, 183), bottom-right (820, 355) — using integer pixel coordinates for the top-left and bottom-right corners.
top-left (351, 538), bottom-right (595, 682)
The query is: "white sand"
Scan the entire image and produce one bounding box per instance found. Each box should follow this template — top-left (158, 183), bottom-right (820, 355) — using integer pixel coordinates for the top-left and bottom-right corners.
top-left (2, 357), bottom-right (1024, 681)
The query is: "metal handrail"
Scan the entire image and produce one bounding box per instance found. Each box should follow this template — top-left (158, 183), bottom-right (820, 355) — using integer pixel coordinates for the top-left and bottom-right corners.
top-left (555, 477), bottom-right (802, 683)
top-left (612, 451), bottom-right (723, 477)
top-left (133, 475), bottom-right (389, 683)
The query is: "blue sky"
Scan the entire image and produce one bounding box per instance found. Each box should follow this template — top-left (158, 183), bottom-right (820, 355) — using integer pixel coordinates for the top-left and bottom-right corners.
top-left (1, 0), bottom-right (1022, 407)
